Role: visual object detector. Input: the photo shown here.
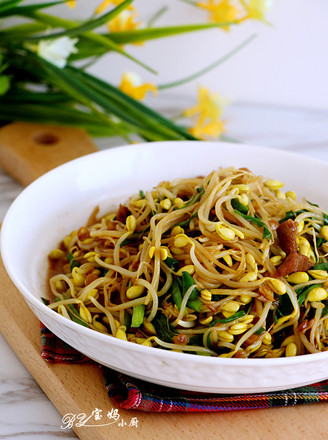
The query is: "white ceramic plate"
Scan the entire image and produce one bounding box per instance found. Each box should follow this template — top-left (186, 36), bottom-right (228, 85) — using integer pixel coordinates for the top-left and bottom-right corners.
top-left (2, 140), bottom-right (328, 394)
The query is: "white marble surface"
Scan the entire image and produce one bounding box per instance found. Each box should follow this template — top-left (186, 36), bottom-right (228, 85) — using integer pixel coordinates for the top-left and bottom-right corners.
top-left (0, 101), bottom-right (328, 439)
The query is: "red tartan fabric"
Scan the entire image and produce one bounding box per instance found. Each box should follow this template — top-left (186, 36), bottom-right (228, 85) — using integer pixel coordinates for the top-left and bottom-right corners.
top-left (41, 324), bottom-right (328, 412)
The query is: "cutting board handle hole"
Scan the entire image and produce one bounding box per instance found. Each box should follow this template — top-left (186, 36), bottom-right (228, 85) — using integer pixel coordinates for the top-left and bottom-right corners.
top-left (33, 132), bottom-right (59, 146)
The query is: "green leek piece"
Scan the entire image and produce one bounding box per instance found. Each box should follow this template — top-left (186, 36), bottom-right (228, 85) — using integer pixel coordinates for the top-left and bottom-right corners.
top-left (171, 280), bottom-right (183, 310)
top-left (131, 304), bottom-right (145, 328)
top-left (152, 312), bottom-right (177, 342)
top-left (181, 271), bottom-right (202, 312)
top-left (234, 210), bottom-right (272, 239)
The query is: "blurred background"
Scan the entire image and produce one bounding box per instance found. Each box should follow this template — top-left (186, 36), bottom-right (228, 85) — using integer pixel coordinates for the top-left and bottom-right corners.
top-left (53, 0), bottom-right (328, 111)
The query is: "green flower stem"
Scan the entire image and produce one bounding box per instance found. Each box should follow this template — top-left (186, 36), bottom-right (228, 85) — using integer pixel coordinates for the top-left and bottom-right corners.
top-left (71, 22), bottom-right (242, 62)
top-left (68, 66), bottom-right (196, 140)
top-left (4, 89), bottom-right (71, 103)
top-left (177, 0), bottom-right (198, 6)
top-left (147, 6), bottom-right (169, 28)
top-left (0, 23), bottom-right (47, 40)
top-left (65, 68), bottom-right (171, 137)
top-left (21, 10), bottom-right (156, 73)
top-left (0, 102), bottom-right (123, 136)
top-left (0, 0), bottom-right (22, 15)
top-left (158, 34), bottom-right (257, 90)
top-left (108, 22), bottom-right (238, 44)
top-left (26, 55), bottom-right (193, 141)
top-left (34, 62), bottom-right (132, 140)
top-left (0, 0), bottom-right (253, 143)
top-left (26, 0), bottom-right (133, 40)
top-left (8, 52), bottom-right (194, 141)
top-left (1, 1), bottom-right (68, 18)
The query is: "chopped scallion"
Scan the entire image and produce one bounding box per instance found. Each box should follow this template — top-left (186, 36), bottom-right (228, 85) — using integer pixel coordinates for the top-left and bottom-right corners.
top-left (131, 304), bottom-right (145, 328)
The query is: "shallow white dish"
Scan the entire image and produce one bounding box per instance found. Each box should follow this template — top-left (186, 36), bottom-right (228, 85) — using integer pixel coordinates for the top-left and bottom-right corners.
top-left (2, 140), bottom-right (328, 394)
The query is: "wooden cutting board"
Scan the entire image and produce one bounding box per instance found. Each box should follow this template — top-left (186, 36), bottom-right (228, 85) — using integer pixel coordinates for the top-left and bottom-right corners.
top-left (0, 122), bottom-right (327, 440)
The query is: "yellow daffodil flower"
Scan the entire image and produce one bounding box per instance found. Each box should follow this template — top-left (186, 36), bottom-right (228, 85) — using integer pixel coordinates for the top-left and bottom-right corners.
top-left (119, 73), bottom-right (158, 101)
top-left (197, 0), bottom-right (272, 26)
top-left (189, 120), bottom-right (225, 139)
top-left (241, 0), bottom-right (272, 21)
top-left (107, 9), bottom-right (141, 32)
top-left (66, 0), bottom-right (76, 8)
top-left (196, 0), bottom-right (241, 30)
top-left (95, 0), bottom-right (134, 15)
top-left (183, 86), bottom-right (226, 139)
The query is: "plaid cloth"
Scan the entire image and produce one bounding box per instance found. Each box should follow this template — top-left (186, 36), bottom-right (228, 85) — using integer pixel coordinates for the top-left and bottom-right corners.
top-left (41, 324), bottom-right (328, 412)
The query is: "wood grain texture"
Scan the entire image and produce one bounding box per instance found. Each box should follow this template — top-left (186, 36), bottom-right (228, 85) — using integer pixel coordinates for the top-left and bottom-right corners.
top-left (0, 122), bottom-right (98, 185)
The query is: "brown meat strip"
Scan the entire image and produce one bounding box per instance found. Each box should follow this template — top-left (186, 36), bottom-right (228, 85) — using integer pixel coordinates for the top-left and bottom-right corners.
top-left (222, 209), bottom-right (243, 226)
top-left (276, 218), bottom-right (313, 276)
top-left (277, 219), bottom-right (298, 254)
top-left (276, 252), bottom-right (312, 277)
top-left (116, 204), bottom-right (130, 223)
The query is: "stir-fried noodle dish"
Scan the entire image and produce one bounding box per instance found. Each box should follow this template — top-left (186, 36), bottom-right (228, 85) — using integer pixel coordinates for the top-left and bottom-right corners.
top-left (46, 166), bottom-right (328, 358)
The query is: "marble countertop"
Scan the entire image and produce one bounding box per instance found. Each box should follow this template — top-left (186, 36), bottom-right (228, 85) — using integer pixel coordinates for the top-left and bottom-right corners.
top-left (1, 101), bottom-right (328, 439)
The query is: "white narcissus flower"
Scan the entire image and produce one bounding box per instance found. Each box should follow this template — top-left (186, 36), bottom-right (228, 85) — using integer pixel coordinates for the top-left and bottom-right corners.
top-left (37, 36), bottom-right (79, 68)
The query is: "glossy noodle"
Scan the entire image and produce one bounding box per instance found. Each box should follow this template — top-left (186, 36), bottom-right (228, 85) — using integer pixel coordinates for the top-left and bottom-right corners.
top-left (46, 167), bottom-right (328, 358)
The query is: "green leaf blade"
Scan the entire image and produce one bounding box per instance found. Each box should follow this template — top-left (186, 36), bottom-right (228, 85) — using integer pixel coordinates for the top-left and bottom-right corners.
top-left (108, 22), bottom-right (238, 45)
